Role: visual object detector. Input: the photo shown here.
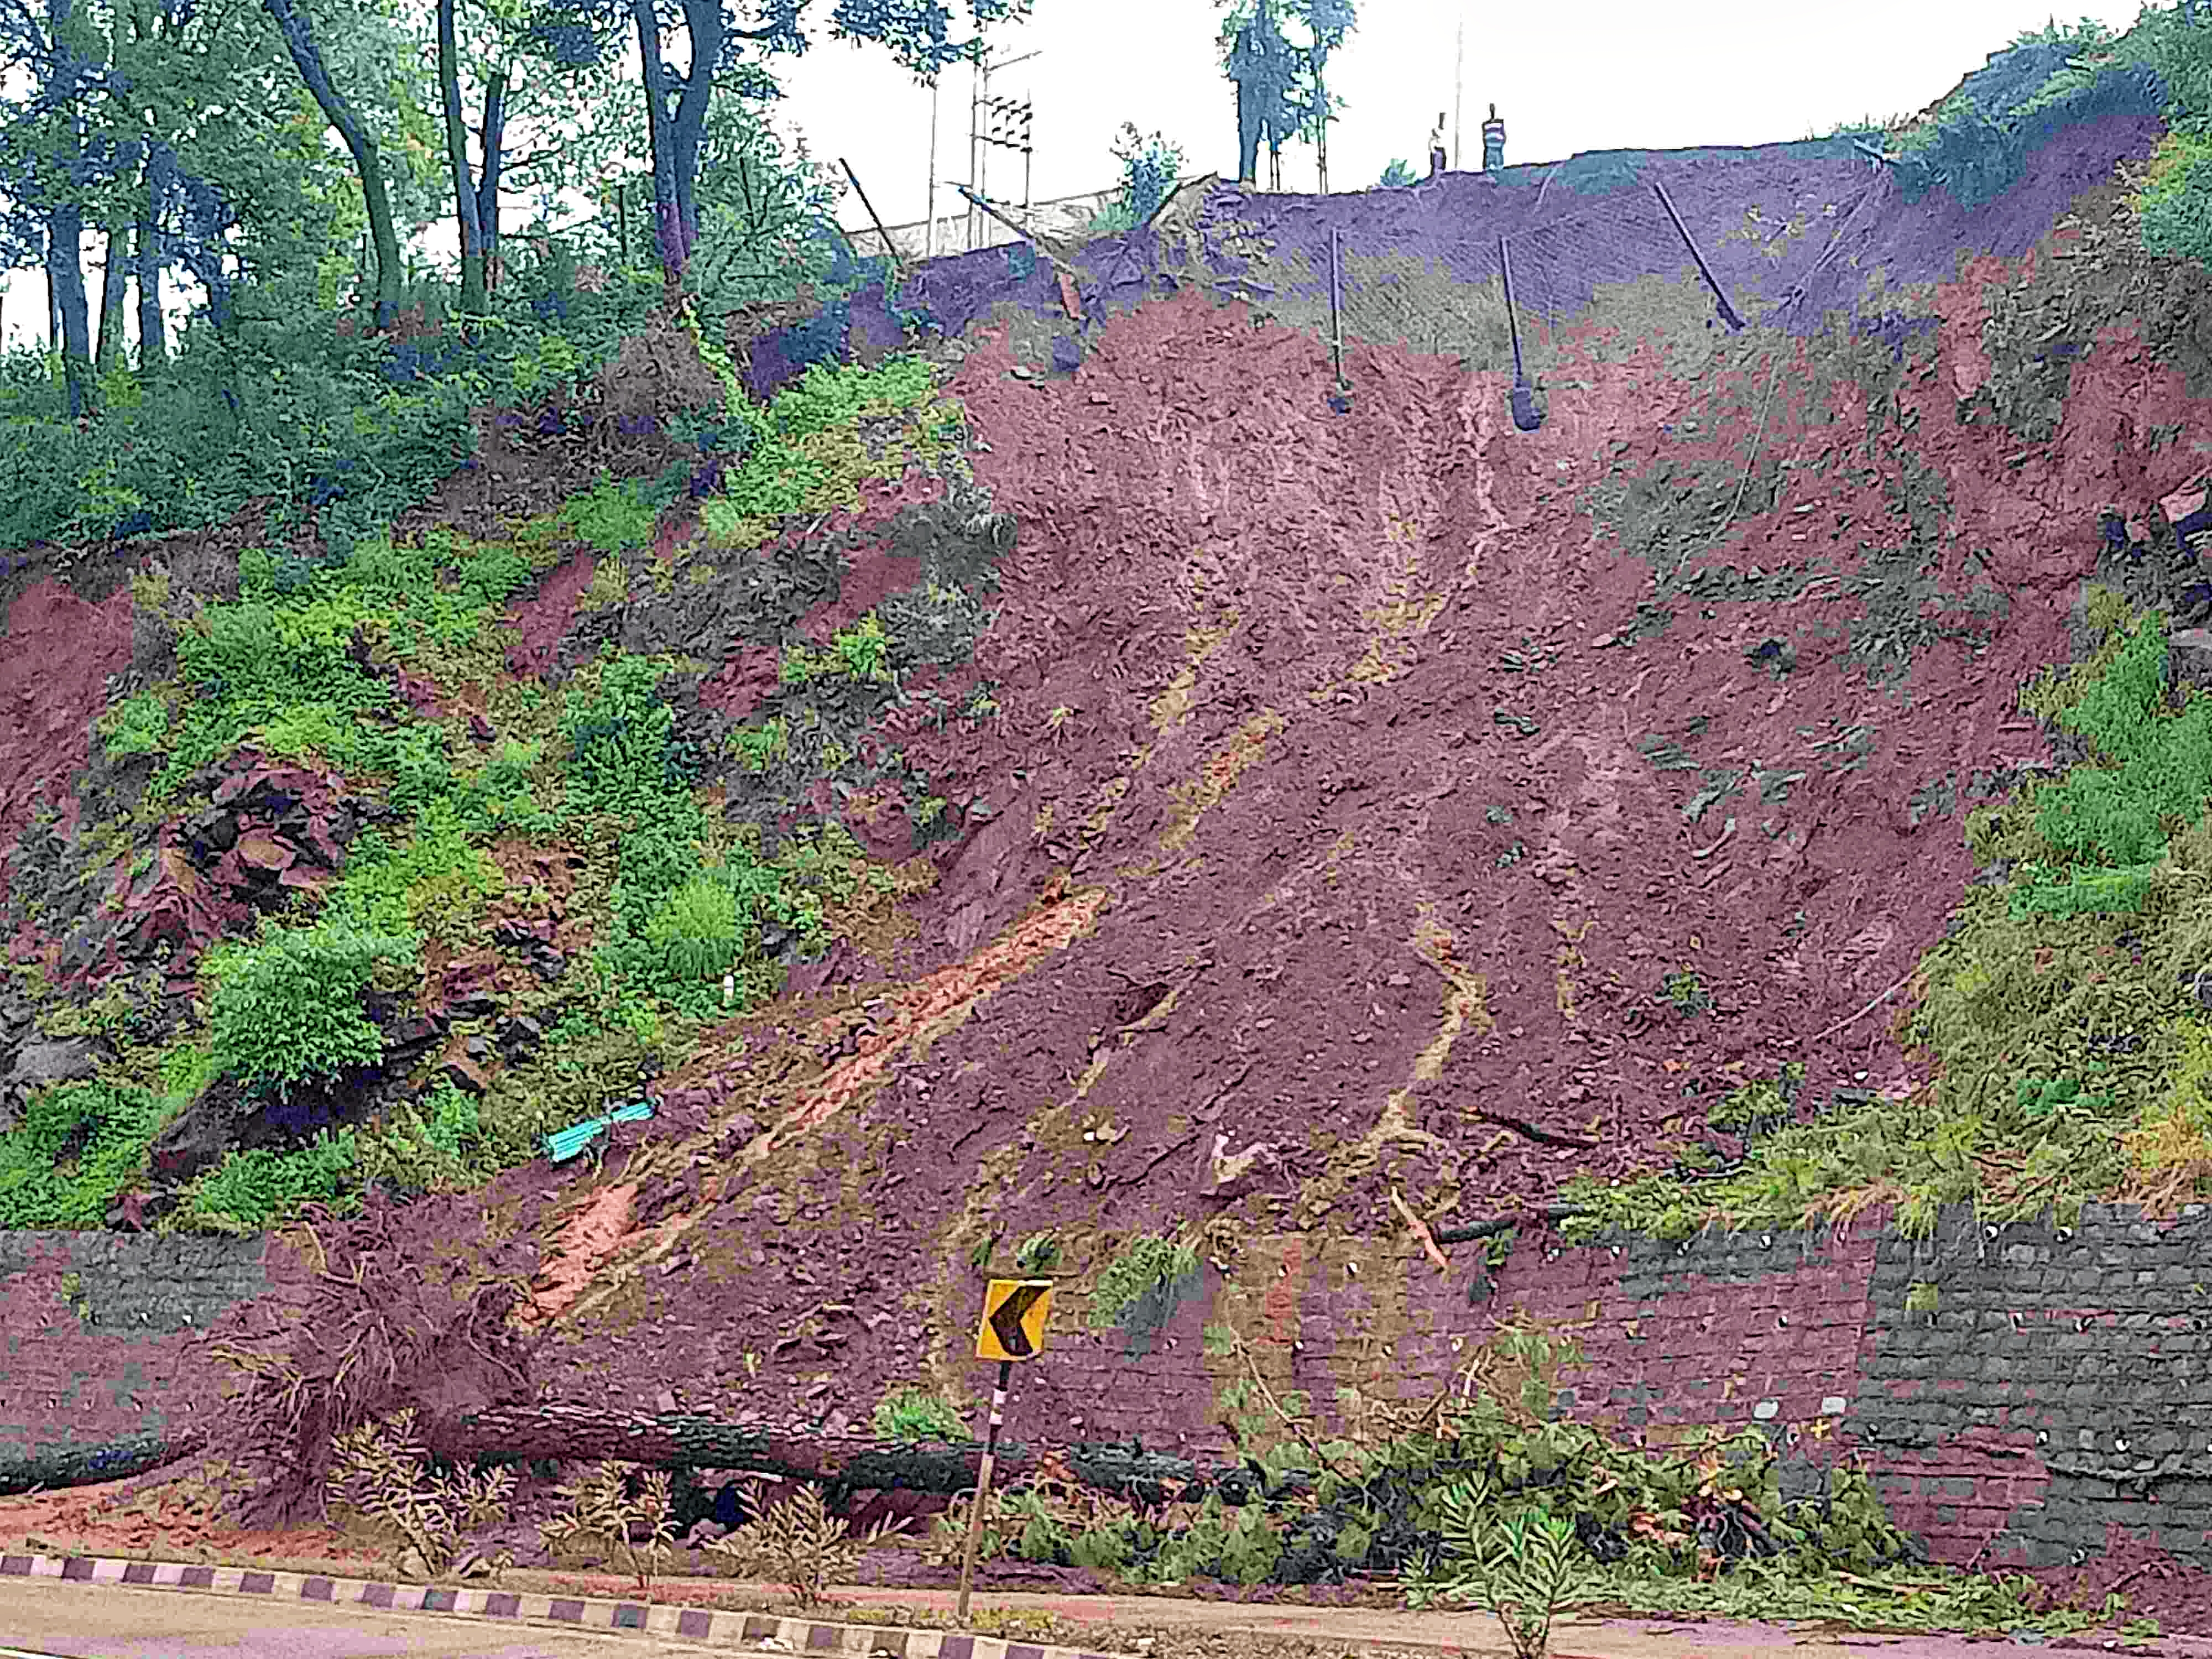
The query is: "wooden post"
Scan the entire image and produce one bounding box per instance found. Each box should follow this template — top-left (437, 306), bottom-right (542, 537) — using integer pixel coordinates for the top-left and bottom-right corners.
top-left (954, 1358), bottom-right (1014, 1624)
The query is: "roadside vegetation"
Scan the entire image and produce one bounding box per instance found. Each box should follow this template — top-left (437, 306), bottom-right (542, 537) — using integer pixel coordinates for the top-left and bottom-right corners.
top-left (1, 326), bottom-right (969, 1234)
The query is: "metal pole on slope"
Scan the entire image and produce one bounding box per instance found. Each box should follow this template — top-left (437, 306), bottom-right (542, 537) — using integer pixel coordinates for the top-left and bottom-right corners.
top-left (839, 158), bottom-right (902, 281)
top-left (1326, 225), bottom-right (1352, 414)
top-left (927, 79), bottom-right (940, 257)
top-left (1500, 234), bottom-right (1541, 431)
top-left (1651, 179), bottom-right (1747, 331)
top-left (1454, 8), bottom-right (1465, 171)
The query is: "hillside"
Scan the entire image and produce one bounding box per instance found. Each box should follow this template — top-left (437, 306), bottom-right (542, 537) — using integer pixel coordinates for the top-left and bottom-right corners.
top-left (11, 13), bottom-right (2212, 1634)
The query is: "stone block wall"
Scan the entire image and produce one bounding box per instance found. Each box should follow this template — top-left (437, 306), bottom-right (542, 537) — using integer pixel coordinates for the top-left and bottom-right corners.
top-left (1007, 1202), bottom-right (2212, 1573)
top-left (0, 1231), bottom-right (268, 1489)
top-left (7, 1203), bottom-right (2212, 1582)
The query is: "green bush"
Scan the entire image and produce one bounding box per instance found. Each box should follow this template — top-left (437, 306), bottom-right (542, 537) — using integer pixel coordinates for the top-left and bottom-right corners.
top-left (873, 1387), bottom-right (968, 1444)
top-left (2140, 127), bottom-right (2212, 268)
top-left (324, 800), bottom-right (509, 942)
top-left (172, 1128), bottom-right (361, 1233)
top-left (1086, 1231), bottom-right (1199, 1328)
top-left (644, 871), bottom-right (747, 984)
top-left (204, 922), bottom-right (418, 1099)
top-left (0, 1080), bottom-right (170, 1229)
top-left (560, 472), bottom-right (660, 557)
top-left (97, 692), bottom-right (171, 759)
top-left (354, 1079), bottom-right (508, 1197)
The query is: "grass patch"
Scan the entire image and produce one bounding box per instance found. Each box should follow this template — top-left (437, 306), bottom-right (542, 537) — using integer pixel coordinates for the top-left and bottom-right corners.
top-left (1558, 592), bottom-right (2212, 1242)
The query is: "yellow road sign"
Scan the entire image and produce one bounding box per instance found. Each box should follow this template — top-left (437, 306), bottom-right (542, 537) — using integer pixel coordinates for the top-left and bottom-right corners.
top-left (975, 1278), bottom-right (1054, 1361)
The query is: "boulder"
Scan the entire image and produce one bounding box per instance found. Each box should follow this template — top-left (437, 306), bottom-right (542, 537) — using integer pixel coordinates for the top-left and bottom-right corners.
top-left (0, 1035), bottom-right (103, 1134)
top-left (147, 1077), bottom-right (244, 1183)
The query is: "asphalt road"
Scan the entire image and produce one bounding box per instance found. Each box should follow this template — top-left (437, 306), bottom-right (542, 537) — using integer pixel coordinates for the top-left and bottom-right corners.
top-left (0, 1579), bottom-right (734, 1658)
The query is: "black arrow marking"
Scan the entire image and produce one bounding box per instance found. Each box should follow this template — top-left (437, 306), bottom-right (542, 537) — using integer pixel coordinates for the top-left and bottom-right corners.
top-left (988, 1283), bottom-right (1048, 1358)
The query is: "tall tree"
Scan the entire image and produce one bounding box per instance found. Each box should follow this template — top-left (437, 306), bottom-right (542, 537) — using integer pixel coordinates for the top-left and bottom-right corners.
top-left (530, 0), bottom-right (1031, 288)
top-left (258, 0), bottom-right (436, 332)
top-left (1217, 0), bottom-right (1352, 190)
top-left (435, 0), bottom-right (488, 317)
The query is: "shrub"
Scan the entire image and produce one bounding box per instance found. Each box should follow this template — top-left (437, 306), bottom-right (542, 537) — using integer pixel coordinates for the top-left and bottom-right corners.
top-left (1418, 1485), bottom-right (1598, 1659)
top-left (1107, 121), bottom-right (1186, 225)
top-left (204, 922), bottom-right (417, 1099)
top-left (644, 871), bottom-right (746, 984)
top-left (538, 1462), bottom-right (679, 1594)
top-left (173, 1128), bottom-right (362, 1233)
top-left (0, 1080), bottom-right (169, 1229)
top-left (1379, 159), bottom-right (1418, 187)
top-left (703, 1479), bottom-right (907, 1606)
top-left (873, 1387), bottom-right (968, 1444)
top-left (327, 1406), bottom-right (518, 1578)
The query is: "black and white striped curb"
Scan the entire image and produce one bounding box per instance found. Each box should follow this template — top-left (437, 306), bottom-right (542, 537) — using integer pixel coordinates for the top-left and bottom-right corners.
top-left (0, 1553), bottom-right (1138, 1659)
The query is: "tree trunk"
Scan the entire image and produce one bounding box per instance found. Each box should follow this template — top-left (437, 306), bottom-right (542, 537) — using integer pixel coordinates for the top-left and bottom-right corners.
top-left (7, 1413), bottom-right (1266, 1510)
top-left (431, 1404), bottom-right (1253, 1503)
top-left (0, 1431), bottom-right (200, 1497)
top-left (632, 0), bottom-right (687, 286)
top-left (477, 69), bottom-right (507, 293)
top-left (95, 221), bottom-right (128, 373)
top-left (436, 0), bottom-right (485, 325)
top-left (261, 0), bottom-right (402, 333)
top-left (670, 0), bottom-right (717, 258)
top-left (45, 0), bottom-right (94, 419)
top-left (49, 203), bottom-right (93, 419)
top-left (135, 147), bottom-right (169, 374)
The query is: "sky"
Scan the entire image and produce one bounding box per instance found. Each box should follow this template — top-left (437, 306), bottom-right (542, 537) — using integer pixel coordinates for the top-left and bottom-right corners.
top-left (0, 0), bottom-right (2171, 349)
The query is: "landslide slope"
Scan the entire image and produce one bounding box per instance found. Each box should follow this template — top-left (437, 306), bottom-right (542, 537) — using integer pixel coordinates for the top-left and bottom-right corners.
top-left (8, 105), bottom-right (2212, 1493)
top-left (481, 147), bottom-right (2212, 1447)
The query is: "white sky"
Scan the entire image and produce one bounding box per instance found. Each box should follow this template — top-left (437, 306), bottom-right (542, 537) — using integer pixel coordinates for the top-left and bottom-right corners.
top-left (0, 0), bottom-right (2167, 349)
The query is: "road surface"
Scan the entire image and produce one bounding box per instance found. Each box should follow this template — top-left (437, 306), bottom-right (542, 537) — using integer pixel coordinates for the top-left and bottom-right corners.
top-left (0, 1577), bottom-right (733, 1658)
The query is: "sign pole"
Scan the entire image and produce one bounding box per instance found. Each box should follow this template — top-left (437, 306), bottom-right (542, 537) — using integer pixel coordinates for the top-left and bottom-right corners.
top-left (1454, 8), bottom-right (1465, 170)
top-left (954, 1357), bottom-right (1014, 1624)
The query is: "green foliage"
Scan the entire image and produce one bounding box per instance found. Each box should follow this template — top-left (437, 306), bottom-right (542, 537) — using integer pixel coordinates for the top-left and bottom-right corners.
top-left (559, 472), bottom-right (660, 557)
top-left (324, 801), bottom-right (508, 943)
top-left (1661, 969), bottom-right (1711, 1017)
top-left (203, 922), bottom-right (416, 1100)
top-left (171, 1127), bottom-right (362, 1234)
top-left (561, 653), bottom-right (694, 820)
top-left (1087, 1230), bottom-right (1200, 1328)
top-left (97, 692), bottom-right (171, 759)
top-left (1012, 1230), bottom-right (1062, 1274)
top-left (732, 718), bottom-right (790, 774)
top-left (2140, 128), bottom-right (2212, 264)
top-left (780, 615), bottom-right (898, 687)
top-left (702, 356), bottom-right (952, 552)
top-left (1378, 159), bottom-right (1418, 188)
top-left (353, 1079), bottom-right (519, 1198)
top-left (0, 1080), bottom-right (171, 1229)
top-left (978, 1318), bottom-right (1964, 1618)
top-left (873, 1386), bottom-right (968, 1444)
top-left (1418, 1488), bottom-right (1597, 1659)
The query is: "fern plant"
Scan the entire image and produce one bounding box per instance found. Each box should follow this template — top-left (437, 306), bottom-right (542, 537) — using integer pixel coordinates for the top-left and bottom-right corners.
top-left (326, 1408), bottom-right (517, 1580)
top-left (702, 1479), bottom-right (908, 1607)
top-left (1421, 1479), bottom-right (1597, 1659)
top-left (537, 1462), bottom-right (680, 1594)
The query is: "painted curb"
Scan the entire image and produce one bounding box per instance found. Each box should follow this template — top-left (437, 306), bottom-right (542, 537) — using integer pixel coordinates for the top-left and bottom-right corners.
top-left (0, 1552), bottom-right (1141, 1659)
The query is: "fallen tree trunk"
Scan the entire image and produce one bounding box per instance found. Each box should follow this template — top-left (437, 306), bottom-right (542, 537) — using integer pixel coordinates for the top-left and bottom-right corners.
top-left (436, 1404), bottom-right (1273, 1504)
top-left (0, 1430), bottom-right (207, 1497)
